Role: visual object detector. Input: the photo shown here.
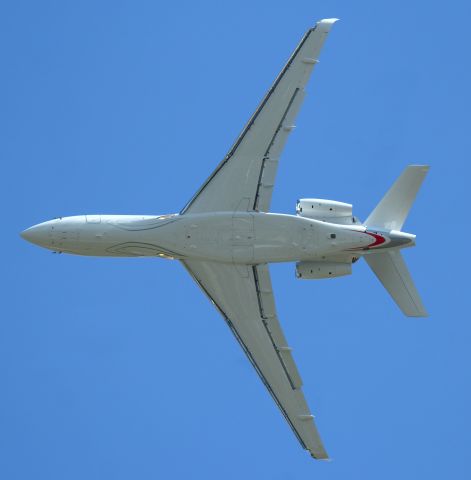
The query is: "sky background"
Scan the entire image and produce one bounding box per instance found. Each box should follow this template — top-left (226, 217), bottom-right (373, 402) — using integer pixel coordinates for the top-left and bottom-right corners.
top-left (2, 1), bottom-right (470, 478)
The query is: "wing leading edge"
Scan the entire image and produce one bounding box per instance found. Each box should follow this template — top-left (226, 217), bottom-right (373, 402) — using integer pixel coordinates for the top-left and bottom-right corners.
top-left (181, 19), bottom-right (338, 215)
top-left (182, 260), bottom-right (328, 459)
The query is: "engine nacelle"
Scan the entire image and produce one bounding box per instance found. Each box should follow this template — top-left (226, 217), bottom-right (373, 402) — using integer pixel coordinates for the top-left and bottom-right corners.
top-left (296, 198), bottom-right (358, 224)
top-left (295, 261), bottom-right (352, 279)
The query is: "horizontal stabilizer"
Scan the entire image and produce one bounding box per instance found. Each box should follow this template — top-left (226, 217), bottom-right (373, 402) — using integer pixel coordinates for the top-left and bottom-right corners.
top-left (365, 165), bottom-right (429, 230)
top-left (365, 251), bottom-right (427, 317)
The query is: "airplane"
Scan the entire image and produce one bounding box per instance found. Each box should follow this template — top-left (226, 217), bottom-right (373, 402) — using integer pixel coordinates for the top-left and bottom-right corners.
top-left (21, 19), bottom-right (429, 459)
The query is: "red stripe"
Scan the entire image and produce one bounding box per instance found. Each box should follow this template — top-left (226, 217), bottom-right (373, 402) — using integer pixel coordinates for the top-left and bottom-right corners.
top-left (365, 231), bottom-right (386, 248)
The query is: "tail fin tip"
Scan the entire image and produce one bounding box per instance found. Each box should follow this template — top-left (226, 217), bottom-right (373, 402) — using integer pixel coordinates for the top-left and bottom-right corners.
top-left (365, 251), bottom-right (428, 318)
top-left (365, 165), bottom-right (430, 231)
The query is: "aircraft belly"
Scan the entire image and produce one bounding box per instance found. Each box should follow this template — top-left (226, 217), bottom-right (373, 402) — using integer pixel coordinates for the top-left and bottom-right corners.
top-left (252, 214), bottom-right (309, 263)
top-left (42, 213), bottom-right (366, 261)
top-left (232, 213), bottom-right (254, 263)
top-left (174, 212), bottom-right (340, 264)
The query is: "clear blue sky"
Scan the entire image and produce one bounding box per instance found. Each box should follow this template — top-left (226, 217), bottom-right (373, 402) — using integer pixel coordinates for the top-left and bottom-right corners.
top-left (2, 1), bottom-right (470, 478)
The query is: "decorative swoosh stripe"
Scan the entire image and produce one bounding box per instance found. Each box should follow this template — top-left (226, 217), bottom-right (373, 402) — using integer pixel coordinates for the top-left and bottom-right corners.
top-left (364, 231), bottom-right (387, 248)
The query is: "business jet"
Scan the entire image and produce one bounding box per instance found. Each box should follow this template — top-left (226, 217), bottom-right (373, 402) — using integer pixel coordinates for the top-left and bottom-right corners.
top-left (21, 19), bottom-right (428, 459)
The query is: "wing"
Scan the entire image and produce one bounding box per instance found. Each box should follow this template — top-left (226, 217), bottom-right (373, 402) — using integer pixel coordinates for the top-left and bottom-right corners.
top-left (182, 260), bottom-right (328, 459)
top-left (181, 19), bottom-right (338, 215)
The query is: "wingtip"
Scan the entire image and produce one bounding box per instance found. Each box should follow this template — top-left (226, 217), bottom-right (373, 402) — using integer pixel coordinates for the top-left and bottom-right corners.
top-left (409, 164), bottom-right (430, 171)
top-left (311, 452), bottom-right (331, 461)
top-left (316, 18), bottom-right (340, 32)
top-left (408, 310), bottom-right (429, 318)
top-left (310, 446), bottom-right (330, 460)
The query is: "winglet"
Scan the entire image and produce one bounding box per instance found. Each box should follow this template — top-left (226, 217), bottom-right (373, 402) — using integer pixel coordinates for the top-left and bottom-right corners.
top-left (316, 18), bottom-right (339, 32)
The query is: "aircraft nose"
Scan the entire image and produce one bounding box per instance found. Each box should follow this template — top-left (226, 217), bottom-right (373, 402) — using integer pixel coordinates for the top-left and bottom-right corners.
top-left (20, 222), bottom-right (53, 247)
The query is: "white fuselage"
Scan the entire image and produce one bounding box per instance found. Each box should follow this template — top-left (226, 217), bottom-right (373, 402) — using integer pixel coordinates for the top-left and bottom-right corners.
top-left (21, 212), bottom-right (414, 263)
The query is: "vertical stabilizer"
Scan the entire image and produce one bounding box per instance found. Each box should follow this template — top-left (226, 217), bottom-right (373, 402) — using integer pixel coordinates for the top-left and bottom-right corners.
top-left (365, 251), bottom-right (427, 317)
top-left (365, 165), bottom-right (429, 230)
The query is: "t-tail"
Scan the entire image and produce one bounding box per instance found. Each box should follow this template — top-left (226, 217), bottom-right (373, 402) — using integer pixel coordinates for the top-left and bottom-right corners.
top-left (364, 165), bottom-right (429, 317)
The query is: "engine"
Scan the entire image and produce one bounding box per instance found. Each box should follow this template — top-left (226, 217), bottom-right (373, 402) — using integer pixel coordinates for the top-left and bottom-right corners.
top-left (296, 198), bottom-right (359, 224)
top-left (295, 261), bottom-right (352, 279)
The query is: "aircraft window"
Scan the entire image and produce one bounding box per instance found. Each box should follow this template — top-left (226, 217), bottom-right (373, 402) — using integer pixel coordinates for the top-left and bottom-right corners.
top-left (330, 233), bottom-right (336, 239)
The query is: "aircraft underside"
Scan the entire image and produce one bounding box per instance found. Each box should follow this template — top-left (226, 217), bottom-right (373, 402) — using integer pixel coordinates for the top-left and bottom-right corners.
top-left (21, 18), bottom-right (428, 460)
top-left (20, 211), bottom-right (414, 264)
